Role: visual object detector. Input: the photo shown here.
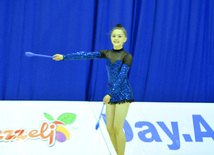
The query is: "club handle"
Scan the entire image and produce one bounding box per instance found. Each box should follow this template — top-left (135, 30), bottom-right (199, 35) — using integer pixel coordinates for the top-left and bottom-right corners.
top-left (33, 53), bottom-right (54, 58)
top-left (98, 104), bottom-right (105, 120)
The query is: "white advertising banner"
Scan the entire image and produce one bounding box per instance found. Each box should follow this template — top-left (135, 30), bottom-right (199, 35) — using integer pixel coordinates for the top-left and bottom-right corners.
top-left (0, 101), bottom-right (214, 155)
top-left (0, 101), bottom-right (110, 155)
top-left (91, 102), bottom-right (214, 155)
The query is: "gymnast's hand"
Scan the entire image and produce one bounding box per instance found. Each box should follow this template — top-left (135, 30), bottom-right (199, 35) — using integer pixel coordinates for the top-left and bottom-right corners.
top-left (53, 54), bottom-right (63, 61)
top-left (103, 94), bottom-right (111, 104)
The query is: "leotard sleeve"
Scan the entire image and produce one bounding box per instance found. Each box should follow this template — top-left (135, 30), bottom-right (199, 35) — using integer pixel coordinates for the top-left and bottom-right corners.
top-left (63, 51), bottom-right (102, 60)
top-left (108, 53), bottom-right (133, 96)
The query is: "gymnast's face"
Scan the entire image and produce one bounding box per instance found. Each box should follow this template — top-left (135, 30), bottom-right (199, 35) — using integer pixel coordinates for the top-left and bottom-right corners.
top-left (111, 29), bottom-right (127, 50)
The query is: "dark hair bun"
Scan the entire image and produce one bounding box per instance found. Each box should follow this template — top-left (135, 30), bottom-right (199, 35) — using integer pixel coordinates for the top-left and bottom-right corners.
top-left (115, 24), bottom-right (123, 27)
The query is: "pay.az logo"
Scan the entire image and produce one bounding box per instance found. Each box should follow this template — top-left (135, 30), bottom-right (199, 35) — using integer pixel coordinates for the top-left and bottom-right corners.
top-left (44, 113), bottom-right (76, 143)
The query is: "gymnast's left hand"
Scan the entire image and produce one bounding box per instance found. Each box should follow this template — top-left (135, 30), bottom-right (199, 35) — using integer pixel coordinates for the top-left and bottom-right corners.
top-left (103, 94), bottom-right (111, 104)
top-left (53, 54), bottom-right (63, 61)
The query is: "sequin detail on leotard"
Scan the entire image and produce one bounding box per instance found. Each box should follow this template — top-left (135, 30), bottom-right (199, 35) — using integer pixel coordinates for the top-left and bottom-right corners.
top-left (106, 59), bottom-right (134, 104)
top-left (63, 51), bottom-right (101, 60)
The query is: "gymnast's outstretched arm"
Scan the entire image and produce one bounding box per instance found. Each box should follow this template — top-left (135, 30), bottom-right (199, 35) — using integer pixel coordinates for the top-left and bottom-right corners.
top-left (53, 50), bottom-right (107, 61)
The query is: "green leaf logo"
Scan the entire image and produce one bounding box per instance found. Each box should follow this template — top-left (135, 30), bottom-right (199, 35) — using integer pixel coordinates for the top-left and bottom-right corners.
top-left (57, 113), bottom-right (76, 125)
top-left (44, 113), bottom-right (55, 121)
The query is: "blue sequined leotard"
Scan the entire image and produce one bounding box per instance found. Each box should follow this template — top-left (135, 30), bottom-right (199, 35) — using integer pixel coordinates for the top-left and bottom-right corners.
top-left (63, 48), bottom-right (134, 104)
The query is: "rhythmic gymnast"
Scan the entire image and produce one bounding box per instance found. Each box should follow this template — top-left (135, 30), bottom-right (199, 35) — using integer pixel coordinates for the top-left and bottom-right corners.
top-left (53, 24), bottom-right (134, 155)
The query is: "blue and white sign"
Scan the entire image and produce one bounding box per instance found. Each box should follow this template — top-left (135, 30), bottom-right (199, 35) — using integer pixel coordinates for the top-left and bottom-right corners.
top-left (91, 102), bottom-right (214, 155)
top-left (0, 101), bottom-right (214, 155)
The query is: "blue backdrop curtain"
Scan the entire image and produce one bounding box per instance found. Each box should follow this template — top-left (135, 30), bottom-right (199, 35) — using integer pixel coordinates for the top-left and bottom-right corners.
top-left (0, 0), bottom-right (213, 102)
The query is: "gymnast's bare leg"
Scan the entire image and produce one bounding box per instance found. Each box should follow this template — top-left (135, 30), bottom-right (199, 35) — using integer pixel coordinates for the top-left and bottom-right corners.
top-left (106, 102), bottom-right (130, 155)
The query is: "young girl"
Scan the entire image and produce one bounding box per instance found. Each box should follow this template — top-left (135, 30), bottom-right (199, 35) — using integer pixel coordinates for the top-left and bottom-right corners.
top-left (53, 24), bottom-right (134, 155)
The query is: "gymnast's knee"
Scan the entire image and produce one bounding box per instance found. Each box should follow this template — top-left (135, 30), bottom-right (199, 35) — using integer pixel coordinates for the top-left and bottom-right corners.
top-left (113, 125), bottom-right (123, 135)
top-left (107, 125), bottom-right (114, 134)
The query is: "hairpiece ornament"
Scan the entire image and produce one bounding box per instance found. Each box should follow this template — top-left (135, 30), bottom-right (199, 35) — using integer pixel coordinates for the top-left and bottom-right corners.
top-left (115, 24), bottom-right (123, 28)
